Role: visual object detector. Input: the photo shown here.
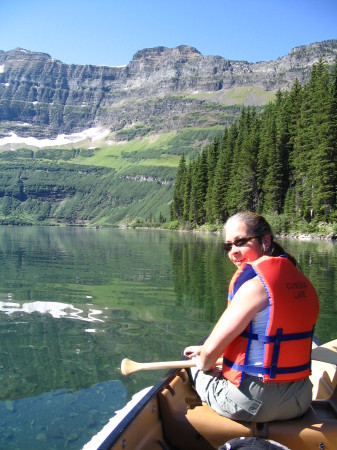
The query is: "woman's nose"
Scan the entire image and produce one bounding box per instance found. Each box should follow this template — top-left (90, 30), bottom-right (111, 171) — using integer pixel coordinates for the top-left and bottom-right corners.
top-left (229, 246), bottom-right (240, 255)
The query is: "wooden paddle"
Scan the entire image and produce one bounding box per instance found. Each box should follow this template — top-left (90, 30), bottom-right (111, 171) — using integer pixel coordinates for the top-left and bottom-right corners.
top-left (121, 342), bottom-right (337, 376)
top-left (121, 357), bottom-right (223, 376)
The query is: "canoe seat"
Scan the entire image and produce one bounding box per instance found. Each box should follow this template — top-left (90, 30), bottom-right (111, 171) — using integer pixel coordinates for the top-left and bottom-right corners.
top-left (311, 358), bottom-right (337, 400)
top-left (158, 369), bottom-right (337, 450)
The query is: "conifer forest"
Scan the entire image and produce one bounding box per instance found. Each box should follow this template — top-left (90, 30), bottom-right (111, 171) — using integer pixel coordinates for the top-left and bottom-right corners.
top-left (170, 60), bottom-right (337, 234)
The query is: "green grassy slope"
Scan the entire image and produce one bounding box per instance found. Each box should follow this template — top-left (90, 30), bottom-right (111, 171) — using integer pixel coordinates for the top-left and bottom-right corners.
top-left (0, 126), bottom-right (224, 226)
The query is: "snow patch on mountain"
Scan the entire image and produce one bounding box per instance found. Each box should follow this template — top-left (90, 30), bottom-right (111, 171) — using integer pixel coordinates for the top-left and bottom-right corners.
top-left (0, 127), bottom-right (110, 148)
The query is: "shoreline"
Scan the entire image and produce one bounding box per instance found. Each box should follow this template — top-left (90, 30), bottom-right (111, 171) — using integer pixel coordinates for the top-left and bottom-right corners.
top-left (277, 232), bottom-right (337, 241)
top-left (1, 222), bottom-right (337, 241)
top-left (121, 225), bottom-right (337, 241)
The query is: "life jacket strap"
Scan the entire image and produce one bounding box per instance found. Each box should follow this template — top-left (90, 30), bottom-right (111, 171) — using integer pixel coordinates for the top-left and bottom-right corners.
top-left (222, 357), bottom-right (312, 377)
top-left (240, 329), bottom-right (314, 343)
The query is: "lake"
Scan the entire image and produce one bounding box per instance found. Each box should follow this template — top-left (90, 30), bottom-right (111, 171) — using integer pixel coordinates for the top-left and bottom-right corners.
top-left (0, 226), bottom-right (336, 449)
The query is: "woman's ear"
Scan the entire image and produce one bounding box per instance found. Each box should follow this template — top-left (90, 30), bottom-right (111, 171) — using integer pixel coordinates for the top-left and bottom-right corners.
top-left (262, 234), bottom-right (272, 253)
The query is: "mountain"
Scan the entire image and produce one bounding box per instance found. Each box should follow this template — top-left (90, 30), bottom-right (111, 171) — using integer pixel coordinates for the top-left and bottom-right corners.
top-left (0, 40), bottom-right (336, 226)
top-left (1, 41), bottom-right (337, 140)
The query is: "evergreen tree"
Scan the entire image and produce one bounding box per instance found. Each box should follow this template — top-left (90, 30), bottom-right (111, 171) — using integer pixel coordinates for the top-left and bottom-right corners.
top-left (205, 139), bottom-right (220, 222)
top-left (283, 80), bottom-right (303, 221)
top-left (292, 73), bottom-right (316, 219)
top-left (260, 94), bottom-right (288, 214)
top-left (170, 154), bottom-right (186, 221)
top-left (182, 164), bottom-right (192, 223)
top-left (211, 128), bottom-right (233, 223)
top-left (189, 151), bottom-right (208, 224)
top-left (329, 59), bottom-right (337, 217)
top-left (225, 107), bottom-right (259, 214)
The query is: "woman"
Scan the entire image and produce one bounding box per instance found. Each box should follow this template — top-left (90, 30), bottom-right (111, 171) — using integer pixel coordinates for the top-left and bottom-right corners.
top-left (184, 211), bottom-right (319, 422)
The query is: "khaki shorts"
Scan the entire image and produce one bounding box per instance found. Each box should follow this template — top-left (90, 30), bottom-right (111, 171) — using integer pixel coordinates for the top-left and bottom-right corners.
top-left (190, 367), bottom-right (312, 422)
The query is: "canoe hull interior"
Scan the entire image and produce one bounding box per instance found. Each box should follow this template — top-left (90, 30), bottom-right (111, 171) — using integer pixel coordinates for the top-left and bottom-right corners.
top-left (107, 368), bottom-right (337, 450)
top-left (106, 340), bottom-right (337, 450)
top-left (158, 369), bottom-right (337, 450)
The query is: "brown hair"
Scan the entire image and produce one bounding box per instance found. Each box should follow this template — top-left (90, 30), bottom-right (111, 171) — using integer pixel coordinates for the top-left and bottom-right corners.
top-left (226, 212), bottom-right (298, 266)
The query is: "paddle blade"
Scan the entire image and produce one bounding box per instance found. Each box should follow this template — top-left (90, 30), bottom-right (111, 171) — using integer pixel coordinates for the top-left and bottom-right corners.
top-left (121, 358), bottom-right (139, 376)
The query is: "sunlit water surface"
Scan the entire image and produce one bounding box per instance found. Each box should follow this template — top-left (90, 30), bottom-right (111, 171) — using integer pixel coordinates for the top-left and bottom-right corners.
top-left (0, 226), bottom-right (336, 449)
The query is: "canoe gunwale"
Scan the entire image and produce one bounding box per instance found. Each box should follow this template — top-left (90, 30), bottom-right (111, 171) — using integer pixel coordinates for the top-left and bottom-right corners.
top-left (96, 367), bottom-right (181, 450)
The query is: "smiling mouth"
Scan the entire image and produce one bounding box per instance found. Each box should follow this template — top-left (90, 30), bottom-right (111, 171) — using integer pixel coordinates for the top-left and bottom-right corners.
top-left (233, 259), bottom-right (244, 265)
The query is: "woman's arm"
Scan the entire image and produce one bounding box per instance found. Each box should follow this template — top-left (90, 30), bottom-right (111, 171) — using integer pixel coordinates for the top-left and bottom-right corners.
top-left (196, 277), bottom-right (269, 372)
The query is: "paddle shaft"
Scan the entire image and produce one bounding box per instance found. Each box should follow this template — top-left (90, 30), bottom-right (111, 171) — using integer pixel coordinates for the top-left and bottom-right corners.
top-left (121, 345), bottom-right (337, 376)
top-left (121, 357), bottom-right (223, 376)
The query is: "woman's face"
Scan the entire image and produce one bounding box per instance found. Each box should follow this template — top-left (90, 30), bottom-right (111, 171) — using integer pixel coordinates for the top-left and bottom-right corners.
top-left (225, 220), bottom-right (264, 268)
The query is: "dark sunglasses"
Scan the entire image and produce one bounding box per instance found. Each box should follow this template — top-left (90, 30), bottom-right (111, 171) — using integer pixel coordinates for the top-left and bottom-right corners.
top-left (224, 236), bottom-right (260, 252)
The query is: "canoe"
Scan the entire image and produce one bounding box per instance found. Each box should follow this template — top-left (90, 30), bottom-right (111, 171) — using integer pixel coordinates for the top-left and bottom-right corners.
top-left (97, 339), bottom-right (337, 450)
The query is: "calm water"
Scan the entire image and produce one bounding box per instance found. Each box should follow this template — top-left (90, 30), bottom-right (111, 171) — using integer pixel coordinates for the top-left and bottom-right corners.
top-left (0, 226), bottom-right (336, 449)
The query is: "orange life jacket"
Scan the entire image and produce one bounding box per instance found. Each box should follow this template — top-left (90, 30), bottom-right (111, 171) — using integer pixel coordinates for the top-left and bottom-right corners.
top-left (222, 255), bottom-right (319, 387)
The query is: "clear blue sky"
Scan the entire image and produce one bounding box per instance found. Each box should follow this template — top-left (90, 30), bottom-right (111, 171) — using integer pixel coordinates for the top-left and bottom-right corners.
top-left (0, 0), bottom-right (336, 67)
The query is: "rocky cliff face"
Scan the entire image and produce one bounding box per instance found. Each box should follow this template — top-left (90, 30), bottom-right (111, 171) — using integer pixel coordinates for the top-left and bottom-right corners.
top-left (0, 41), bottom-right (336, 139)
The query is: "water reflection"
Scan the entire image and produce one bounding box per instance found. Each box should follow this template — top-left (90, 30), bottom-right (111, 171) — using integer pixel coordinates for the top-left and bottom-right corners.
top-left (170, 233), bottom-right (233, 320)
top-left (0, 226), bottom-right (336, 449)
top-left (0, 300), bottom-right (104, 322)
